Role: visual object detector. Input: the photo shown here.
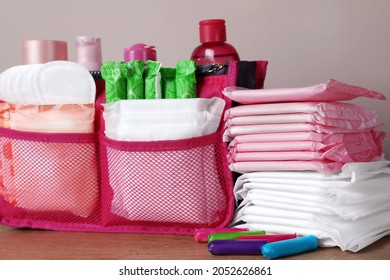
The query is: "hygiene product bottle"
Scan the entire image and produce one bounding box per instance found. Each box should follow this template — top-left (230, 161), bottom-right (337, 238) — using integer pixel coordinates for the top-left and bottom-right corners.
top-left (191, 19), bottom-right (240, 65)
top-left (75, 36), bottom-right (105, 132)
top-left (124, 43), bottom-right (157, 62)
top-left (76, 36), bottom-right (102, 72)
top-left (23, 40), bottom-right (68, 64)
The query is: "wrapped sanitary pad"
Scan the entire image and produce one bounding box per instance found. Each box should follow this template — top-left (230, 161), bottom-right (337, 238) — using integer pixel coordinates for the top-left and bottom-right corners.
top-left (222, 79), bottom-right (385, 104)
top-left (103, 97), bottom-right (225, 141)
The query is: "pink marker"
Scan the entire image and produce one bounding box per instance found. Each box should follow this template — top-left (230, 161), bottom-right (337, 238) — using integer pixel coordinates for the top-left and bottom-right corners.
top-left (238, 234), bottom-right (297, 243)
top-left (194, 228), bottom-right (248, 243)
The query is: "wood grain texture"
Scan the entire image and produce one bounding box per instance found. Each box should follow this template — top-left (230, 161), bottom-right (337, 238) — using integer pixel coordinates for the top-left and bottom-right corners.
top-left (0, 225), bottom-right (389, 260)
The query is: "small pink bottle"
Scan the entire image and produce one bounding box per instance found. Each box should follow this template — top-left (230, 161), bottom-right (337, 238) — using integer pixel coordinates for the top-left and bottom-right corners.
top-left (191, 19), bottom-right (240, 65)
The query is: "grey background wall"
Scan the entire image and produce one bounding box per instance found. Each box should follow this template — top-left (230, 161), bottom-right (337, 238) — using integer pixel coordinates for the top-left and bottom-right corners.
top-left (1, 0), bottom-right (389, 158)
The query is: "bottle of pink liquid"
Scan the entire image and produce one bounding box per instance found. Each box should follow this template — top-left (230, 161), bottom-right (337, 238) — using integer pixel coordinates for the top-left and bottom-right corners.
top-left (191, 19), bottom-right (240, 65)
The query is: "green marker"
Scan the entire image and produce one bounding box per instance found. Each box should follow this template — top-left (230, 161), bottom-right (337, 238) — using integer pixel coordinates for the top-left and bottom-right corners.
top-left (208, 230), bottom-right (266, 242)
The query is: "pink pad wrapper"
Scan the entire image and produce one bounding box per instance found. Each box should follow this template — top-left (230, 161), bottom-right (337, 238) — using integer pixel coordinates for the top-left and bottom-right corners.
top-left (228, 131), bottom-right (384, 164)
top-left (223, 123), bottom-right (379, 142)
top-left (229, 161), bottom-right (344, 173)
top-left (222, 79), bottom-right (385, 104)
top-left (228, 131), bottom-right (380, 146)
top-left (224, 101), bottom-right (377, 121)
top-left (225, 113), bottom-right (377, 130)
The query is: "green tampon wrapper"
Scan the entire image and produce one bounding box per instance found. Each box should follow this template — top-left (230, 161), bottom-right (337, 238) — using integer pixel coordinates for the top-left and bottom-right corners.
top-left (176, 60), bottom-right (197, 99)
top-left (126, 60), bottom-right (145, 99)
top-left (101, 61), bottom-right (127, 103)
top-left (145, 60), bottom-right (162, 99)
top-left (208, 230), bottom-right (266, 242)
top-left (160, 67), bottom-right (176, 99)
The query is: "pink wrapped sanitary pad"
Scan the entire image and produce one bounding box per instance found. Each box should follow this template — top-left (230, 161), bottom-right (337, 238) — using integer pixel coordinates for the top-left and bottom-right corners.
top-left (222, 79), bottom-right (385, 104)
top-left (230, 161), bottom-right (344, 173)
top-left (224, 101), bottom-right (377, 121)
top-left (228, 131), bottom-right (382, 146)
top-left (223, 123), bottom-right (378, 141)
top-left (225, 113), bottom-right (377, 130)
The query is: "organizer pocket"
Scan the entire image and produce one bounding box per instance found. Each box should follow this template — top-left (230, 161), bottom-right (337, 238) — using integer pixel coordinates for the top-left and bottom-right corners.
top-left (100, 131), bottom-right (234, 234)
top-left (0, 127), bottom-right (100, 226)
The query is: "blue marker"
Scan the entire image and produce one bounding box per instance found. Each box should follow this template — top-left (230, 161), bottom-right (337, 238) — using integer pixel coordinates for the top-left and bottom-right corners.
top-left (261, 235), bottom-right (318, 259)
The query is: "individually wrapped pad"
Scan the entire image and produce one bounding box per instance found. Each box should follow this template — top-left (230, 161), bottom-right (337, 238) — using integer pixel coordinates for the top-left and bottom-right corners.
top-left (222, 79), bottom-right (385, 104)
top-left (229, 161), bottom-right (344, 173)
top-left (103, 97), bottom-right (225, 141)
top-left (225, 113), bottom-right (377, 130)
top-left (223, 123), bottom-right (378, 142)
top-left (0, 61), bottom-right (96, 105)
top-left (228, 135), bottom-right (383, 163)
top-left (224, 101), bottom-right (377, 121)
top-left (103, 96), bottom-right (225, 116)
top-left (228, 131), bottom-right (381, 146)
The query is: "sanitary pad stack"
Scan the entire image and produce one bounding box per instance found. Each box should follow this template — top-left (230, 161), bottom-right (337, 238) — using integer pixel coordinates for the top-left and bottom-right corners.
top-left (230, 161), bottom-right (390, 252)
top-left (223, 79), bottom-right (386, 173)
top-left (223, 79), bottom-right (389, 251)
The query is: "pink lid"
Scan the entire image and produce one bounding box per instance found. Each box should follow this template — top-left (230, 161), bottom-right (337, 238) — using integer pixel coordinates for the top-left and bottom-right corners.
top-left (23, 40), bottom-right (68, 64)
top-left (76, 36), bottom-right (102, 71)
top-left (123, 43), bottom-right (156, 62)
top-left (199, 19), bottom-right (227, 43)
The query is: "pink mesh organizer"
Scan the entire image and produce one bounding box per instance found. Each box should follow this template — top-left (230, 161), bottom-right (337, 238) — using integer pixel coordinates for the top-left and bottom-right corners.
top-left (0, 125), bottom-right (234, 234)
top-left (0, 60), bottom-right (267, 234)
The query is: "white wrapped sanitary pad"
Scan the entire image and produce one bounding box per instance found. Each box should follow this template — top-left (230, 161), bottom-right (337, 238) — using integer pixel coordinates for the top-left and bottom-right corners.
top-left (103, 97), bottom-right (226, 141)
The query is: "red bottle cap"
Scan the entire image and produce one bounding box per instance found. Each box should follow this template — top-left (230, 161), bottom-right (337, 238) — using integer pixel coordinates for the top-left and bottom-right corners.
top-left (199, 19), bottom-right (227, 43)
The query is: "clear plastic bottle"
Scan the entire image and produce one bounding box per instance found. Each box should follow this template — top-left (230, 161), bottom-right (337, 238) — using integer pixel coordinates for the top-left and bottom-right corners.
top-left (191, 19), bottom-right (240, 65)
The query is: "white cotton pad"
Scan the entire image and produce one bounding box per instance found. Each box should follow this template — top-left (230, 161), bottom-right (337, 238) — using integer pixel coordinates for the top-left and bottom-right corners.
top-left (0, 61), bottom-right (96, 105)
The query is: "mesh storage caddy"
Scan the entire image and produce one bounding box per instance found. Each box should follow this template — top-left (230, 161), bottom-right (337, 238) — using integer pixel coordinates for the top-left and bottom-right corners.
top-left (0, 60), bottom-right (267, 234)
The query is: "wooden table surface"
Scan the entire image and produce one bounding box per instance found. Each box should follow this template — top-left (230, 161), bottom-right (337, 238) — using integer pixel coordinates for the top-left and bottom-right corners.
top-left (0, 225), bottom-right (389, 260)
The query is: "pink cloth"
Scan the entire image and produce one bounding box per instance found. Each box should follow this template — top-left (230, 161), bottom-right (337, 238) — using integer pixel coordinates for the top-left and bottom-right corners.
top-left (222, 79), bottom-right (385, 104)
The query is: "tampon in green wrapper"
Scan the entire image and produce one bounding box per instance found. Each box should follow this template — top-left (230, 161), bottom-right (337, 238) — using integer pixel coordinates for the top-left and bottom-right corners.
top-left (145, 60), bottom-right (162, 99)
top-left (208, 230), bottom-right (266, 242)
top-left (160, 67), bottom-right (176, 99)
top-left (101, 61), bottom-right (127, 103)
top-left (126, 60), bottom-right (145, 99)
top-left (261, 235), bottom-right (318, 259)
top-left (176, 60), bottom-right (196, 98)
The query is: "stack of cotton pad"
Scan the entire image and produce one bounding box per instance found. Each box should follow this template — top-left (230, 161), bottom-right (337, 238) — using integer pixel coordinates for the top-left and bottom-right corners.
top-left (0, 61), bottom-right (96, 133)
top-left (229, 161), bottom-right (390, 252)
top-left (223, 79), bottom-right (386, 173)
